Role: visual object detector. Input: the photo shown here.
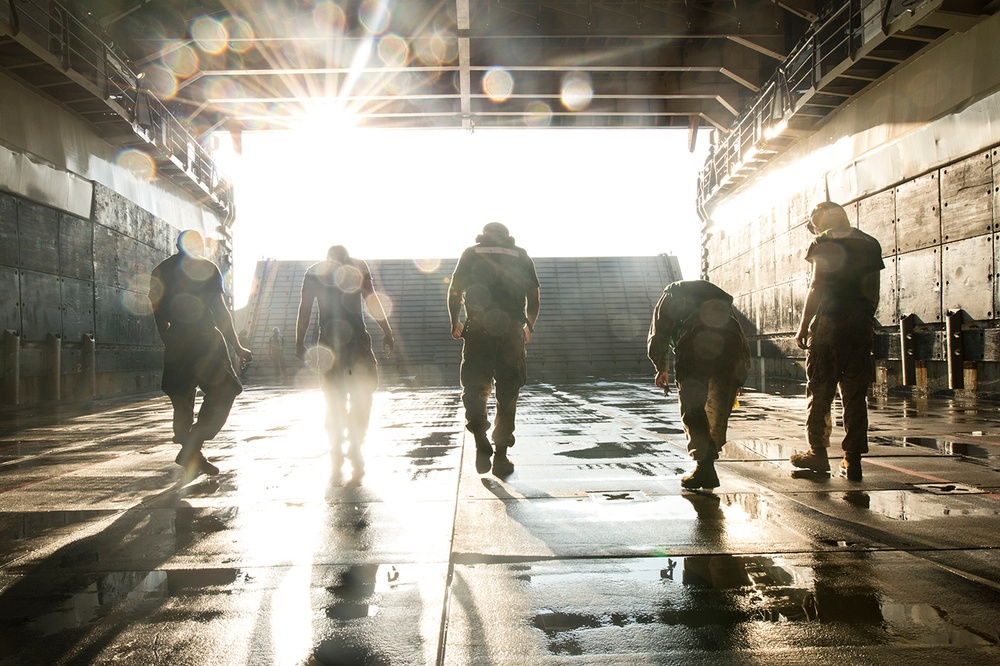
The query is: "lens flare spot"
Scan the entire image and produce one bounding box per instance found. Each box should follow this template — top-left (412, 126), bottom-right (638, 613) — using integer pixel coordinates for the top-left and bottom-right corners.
top-left (335, 265), bottom-right (363, 293)
top-left (368, 293), bottom-right (393, 318)
top-left (415, 34), bottom-right (455, 66)
top-left (360, 0), bottom-right (391, 34)
top-left (525, 101), bottom-right (553, 127)
top-left (224, 16), bottom-right (254, 53)
top-left (122, 289), bottom-right (152, 316)
top-left (161, 42), bottom-right (199, 79)
top-left (308, 345), bottom-right (335, 372)
top-left (191, 16), bottom-right (229, 55)
top-left (561, 72), bottom-right (593, 111)
top-left (483, 68), bottom-right (513, 102)
top-left (313, 2), bottom-right (347, 32)
top-left (116, 148), bottom-right (156, 182)
top-left (414, 258), bottom-right (441, 273)
top-left (141, 64), bottom-right (177, 99)
top-left (378, 33), bottom-right (409, 67)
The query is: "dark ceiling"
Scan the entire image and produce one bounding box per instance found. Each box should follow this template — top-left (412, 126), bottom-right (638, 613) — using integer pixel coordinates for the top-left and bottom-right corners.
top-left (86, 0), bottom-right (810, 142)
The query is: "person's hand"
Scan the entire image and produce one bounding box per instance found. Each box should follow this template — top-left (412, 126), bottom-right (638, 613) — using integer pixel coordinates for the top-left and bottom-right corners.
top-left (451, 323), bottom-right (463, 340)
top-left (237, 346), bottom-right (253, 365)
top-left (795, 326), bottom-right (810, 350)
top-left (295, 342), bottom-right (307, 361)
top-left (523, 323), bottom-right (533, 344)
top-left (654, 370), bottom-right (670, 394)
top-left (383, 332), bottom-right (395, 357)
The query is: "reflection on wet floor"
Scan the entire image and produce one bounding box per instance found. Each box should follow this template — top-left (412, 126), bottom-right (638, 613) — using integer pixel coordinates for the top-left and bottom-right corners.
top-left (518, 552), bottom-right (996, 658)
top-left (870, 435), bottom-right (994, 460)
top-left (3, 383), bottom-right (1000, 663)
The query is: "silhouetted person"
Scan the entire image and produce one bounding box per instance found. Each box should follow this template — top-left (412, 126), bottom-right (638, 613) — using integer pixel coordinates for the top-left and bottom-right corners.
top-left (790, 201), bottom-right (883, 481)
top-left (648, 280), bottom-right (750, 490)
top-left (268, 326), bottom-right (286, 379)
top-left (149, 230), bottom-right (252, 481)
top-left (295, 245), bottom-right (394, 484)
top-left (448, 222), bottom-right (539, 477)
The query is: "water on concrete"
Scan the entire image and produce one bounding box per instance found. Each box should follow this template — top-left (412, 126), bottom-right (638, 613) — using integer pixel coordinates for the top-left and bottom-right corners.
top-left (1, 381), bottom-right (999, 664)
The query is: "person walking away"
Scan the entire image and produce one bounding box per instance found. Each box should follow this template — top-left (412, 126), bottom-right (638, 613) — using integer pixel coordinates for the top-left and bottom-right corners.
top-left (149, 230), bottom-right (253, 481)
top-left (648, 280), bottom-right (750, 490)
top-left (268, 327), bottom-right (286, 379)
top-left (295, 245), bottom-right (394, 484)
top-left (790, 201), bottom-right (883, 481)
top-left (448, 222), bottom-right (540, 477)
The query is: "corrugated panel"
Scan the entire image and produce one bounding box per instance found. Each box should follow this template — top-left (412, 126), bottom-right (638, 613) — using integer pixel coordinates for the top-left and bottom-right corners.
top-left (246, 255), bottom-right (680, 382)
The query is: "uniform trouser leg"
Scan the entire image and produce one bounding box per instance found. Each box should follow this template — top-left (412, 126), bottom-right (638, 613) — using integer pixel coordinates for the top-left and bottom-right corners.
top-left (839, 325), bottom-right (874, 455)
top-left (492, 330), bottom-right (526, 448)
top-left (804, 342), bottom-right (837, 452)
top-left (460, 332), bottom-right (496, 436)
top-left (324, 373), bottom-right (349, 460)
top-left (677, 374), bottom-right (713, 461)
top-left (170, 391), bottom-right (196, 444)
top-left (187, 382), bottom-right (239, 451)
top-left (706, 373), bottom-right (739, 459)
top-left (345, 359), bottom-right (378, 464)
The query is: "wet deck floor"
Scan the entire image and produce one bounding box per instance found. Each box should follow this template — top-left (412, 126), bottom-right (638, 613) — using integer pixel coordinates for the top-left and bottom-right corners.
top-left (1, 381), bottom-right (999, 665)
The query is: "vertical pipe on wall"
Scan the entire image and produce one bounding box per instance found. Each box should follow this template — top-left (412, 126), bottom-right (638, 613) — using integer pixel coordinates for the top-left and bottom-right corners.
top-left (2, 330), bottom-right (19, 405)
top-left (45, 333), bottom-right (61, 401)
top-left (81, 333), bottom-right (96, 398)
top-left (900, 314), bottom-right (917, 386)
top-left (946, 309), bottom-right (965, 390)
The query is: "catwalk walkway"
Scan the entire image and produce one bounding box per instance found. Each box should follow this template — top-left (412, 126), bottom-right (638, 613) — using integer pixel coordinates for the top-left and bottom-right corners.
top-left (1, 381), bottom-right (999, 665)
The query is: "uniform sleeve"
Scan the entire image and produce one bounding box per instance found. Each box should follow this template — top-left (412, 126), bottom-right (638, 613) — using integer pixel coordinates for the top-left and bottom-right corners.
top-left (525, 254), bottom-right (540, 288)
top-left (647, 291), bottom-right (672, 372)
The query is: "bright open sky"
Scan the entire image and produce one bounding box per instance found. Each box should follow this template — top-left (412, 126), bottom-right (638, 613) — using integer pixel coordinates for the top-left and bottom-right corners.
top-left (220, 127), bottom-right (710, 308)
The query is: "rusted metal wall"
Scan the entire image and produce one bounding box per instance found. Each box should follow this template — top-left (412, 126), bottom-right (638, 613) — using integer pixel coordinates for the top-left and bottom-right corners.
top-left (702, 12), bottom-right (1000, 397)
top-left (0, 74), bottom-right (231, 407)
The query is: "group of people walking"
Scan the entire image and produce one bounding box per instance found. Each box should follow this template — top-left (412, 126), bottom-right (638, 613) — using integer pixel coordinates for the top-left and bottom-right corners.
top-left (148, 201), bottom-right (883, 489)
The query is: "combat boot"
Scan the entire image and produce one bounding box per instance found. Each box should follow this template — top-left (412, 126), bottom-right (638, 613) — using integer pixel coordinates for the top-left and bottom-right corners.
top-left (492, 445), bottom-right (514, 478)
top-left (473, 431), bottom-right (493, 473)
top-left (681, 460), bottom-right (720, 490)
top-left (840, 452), bottom-right (862, 481)
top-left (789, 448), bottom-right (830, 473)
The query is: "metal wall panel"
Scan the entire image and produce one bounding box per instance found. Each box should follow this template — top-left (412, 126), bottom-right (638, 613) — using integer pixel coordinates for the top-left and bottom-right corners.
top-left (942, 235), bottom-right (994, 320)
top-left (16, 200), bottom-right (59, 273)
top-left (93, 225), bottom-right (122, 287)
top-left (876, 256), bottom-right (898, 326)
top-left (941, 151), bottom-right (993, 244)
top-left (858, 188), bottom-right (896, 257)
top-left (117, 236), bottom-right (153, 294)
top-left (59, 214), bottom-right (94, 281)
top-left (756, 238), bottom-right (776, 286)
top-left (61, 277), bottom-right (95, 340)
top-left (897, 247), bottom-right (942, 323)
top-left (895, 174), bottom-right (940, 254)
top-left (94, 284), bottom-right (130, 344)
top-left (0, 194), bottom-right (17, 269)
top-left (0, 266), bottom-right (19, 333)
top-left (19, 270), bottom-right (62, 340)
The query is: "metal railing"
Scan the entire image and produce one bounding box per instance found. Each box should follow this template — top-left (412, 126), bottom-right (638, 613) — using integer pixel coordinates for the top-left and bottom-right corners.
top-left (696, 0), bottom-right (918, 211)
top-left (2, 0), bottom-right (232, 214)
